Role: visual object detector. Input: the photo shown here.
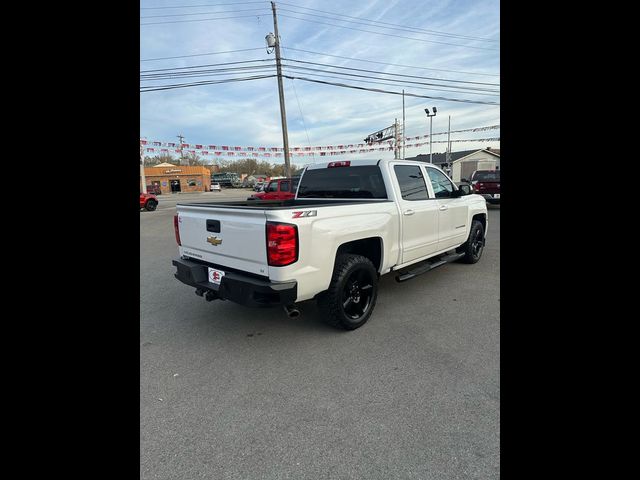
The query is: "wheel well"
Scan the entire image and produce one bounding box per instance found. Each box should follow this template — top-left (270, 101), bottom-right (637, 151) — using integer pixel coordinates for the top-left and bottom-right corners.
top-left (473, 213), bottom-right (486, 232)
top-left (336, 237), bottom-right (382, 272)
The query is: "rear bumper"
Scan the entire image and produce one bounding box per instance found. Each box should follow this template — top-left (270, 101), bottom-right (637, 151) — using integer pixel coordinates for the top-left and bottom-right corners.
top-left (480, 193), bottom-right (500, 203)
top-left (172, 257), bottom-right (297, 307)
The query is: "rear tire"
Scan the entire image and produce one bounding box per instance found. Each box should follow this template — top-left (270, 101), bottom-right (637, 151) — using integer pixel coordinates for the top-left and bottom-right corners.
top-left (317, 254), bottom-right (378, 330)
top-left (145, 200), bottom-right (157, 211)
top-left (457, 219), bottom-right (484, 264)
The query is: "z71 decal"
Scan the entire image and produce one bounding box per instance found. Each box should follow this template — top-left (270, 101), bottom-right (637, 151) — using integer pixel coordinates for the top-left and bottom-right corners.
top-left (292, 210), bottom-right (317, 218)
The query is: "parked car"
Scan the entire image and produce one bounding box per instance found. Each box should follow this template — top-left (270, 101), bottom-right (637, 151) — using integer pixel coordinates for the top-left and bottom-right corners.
top-left (469, 169), bottom-right (500, 204)
top-left (140, 192), bottom-right (158, 211)
top-left (210, 183), bottom-right (221, 192)
top-left (173, 160), bottom-right (486, 330)
top-left (247, 177), bottom-right (299, 201)
top-left (146, 184), bottom-right (161, 195)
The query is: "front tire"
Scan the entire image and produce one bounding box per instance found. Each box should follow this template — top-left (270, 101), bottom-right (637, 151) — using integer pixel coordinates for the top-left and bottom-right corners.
top-left (317, 254), bottom-right (378, 330)
top-left (145, 200), bottom-right (157, 211)
top-left (457, 219), bottom-right (485, 263)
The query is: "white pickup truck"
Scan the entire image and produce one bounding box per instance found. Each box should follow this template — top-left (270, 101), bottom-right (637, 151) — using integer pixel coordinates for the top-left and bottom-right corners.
top-left (173, 159), bottom-right (488, 330)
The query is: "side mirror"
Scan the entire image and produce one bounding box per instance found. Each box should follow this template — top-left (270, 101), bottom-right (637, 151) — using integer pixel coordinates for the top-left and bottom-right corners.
top-left (458, 184), bottom-right (472, 195)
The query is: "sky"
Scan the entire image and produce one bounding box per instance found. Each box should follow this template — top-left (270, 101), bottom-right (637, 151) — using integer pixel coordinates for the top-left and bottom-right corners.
top-left (140, 0), bottom-right (500, 166)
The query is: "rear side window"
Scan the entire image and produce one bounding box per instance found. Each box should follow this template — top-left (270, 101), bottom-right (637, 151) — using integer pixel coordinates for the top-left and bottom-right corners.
top-left (394, 165), bottom-right (429, 201)
top-left (297, 165), bottom-right (387, 199)
top-left (280, 181), bottom-right (290, 192)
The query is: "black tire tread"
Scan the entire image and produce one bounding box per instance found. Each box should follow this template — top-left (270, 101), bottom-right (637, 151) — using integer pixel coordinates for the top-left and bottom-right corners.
top-left (457, 219), bottom-right (484, 264)
top-left (317, 254), bottom-right (378, 330)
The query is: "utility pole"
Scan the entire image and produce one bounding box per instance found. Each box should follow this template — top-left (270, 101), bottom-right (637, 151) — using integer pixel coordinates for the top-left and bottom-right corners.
top-left (140, 140), bottom-right (147, 194)
top-left (177, 134), bottom-right (185, 163)
top-left (394, 119), bottom-right (399, 159)
top-left (446, 115), bottom-right (451, 172)
top-left (270, 2), bottom-right (291, 177)
top-left (402, 89), bottom-right (406, 159)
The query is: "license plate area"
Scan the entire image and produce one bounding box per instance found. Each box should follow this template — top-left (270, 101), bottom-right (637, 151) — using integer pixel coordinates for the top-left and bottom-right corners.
top-left (494, 194), bottom-right (500, 198)
top-left (207, 267), bottom-right (225, 285)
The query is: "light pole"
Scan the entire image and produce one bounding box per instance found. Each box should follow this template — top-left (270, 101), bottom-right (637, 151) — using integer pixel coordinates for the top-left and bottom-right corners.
top-left (424, 107), bottom-right (437, 163)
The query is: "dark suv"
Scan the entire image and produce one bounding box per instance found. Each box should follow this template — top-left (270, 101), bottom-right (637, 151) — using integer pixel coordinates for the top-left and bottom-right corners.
top-left (471, 170), bottom-right (500, 204)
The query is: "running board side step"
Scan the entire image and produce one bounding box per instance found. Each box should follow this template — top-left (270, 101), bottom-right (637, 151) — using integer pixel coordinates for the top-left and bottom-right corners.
top-left (395, 252), bottom-right (465, 282)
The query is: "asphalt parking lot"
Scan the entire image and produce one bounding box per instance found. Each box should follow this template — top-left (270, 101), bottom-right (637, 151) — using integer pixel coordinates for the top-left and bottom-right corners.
top-left (140, 191), bottom-right (500, 480)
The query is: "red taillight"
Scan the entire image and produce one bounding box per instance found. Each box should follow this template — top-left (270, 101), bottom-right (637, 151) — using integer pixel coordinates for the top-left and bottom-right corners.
top-left (327, 161), bottom-right (351, 168)
top-left (266, 222), bottom-right (298, 266)
top-left (174, 214), bottom-right (181, 246)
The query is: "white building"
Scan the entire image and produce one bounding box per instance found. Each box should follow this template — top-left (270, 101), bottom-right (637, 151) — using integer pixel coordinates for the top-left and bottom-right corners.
top-left (451, 148), bottom-right (500, 183)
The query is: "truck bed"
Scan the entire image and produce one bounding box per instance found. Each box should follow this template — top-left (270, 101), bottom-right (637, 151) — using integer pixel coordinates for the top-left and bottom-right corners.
top-left (177, 199), bottom-right (393, 209)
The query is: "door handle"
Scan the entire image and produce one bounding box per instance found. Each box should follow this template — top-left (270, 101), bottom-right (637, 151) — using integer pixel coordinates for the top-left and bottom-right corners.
top-left (404, 209), bottom-right (415, 216)
top-left (439, 205), bottom-right (448, 211)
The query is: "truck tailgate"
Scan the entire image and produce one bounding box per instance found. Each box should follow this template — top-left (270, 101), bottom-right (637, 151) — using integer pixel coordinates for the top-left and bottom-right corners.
top-left (176, 205), bottom-right (268, 276)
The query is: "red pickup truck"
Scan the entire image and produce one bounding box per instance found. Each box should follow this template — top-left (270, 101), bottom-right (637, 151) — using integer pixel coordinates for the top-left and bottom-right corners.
top-left (471, 170), bottom-right (500, 204)
top-left (248, 177), bottom-right (300, 201)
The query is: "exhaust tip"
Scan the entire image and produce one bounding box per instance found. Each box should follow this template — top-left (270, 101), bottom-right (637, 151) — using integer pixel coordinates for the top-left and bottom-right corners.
top-left (283, 304), bottom-right (301, 318)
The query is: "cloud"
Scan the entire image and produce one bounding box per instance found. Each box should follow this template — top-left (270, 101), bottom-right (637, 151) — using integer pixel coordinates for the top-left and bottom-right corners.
top-left (140, 0), bottom-right (500, 163)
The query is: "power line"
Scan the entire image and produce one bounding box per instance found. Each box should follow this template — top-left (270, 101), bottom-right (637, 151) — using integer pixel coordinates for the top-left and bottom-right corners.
top-left (277, 6), bottom-right (499, 43)
top-left (141, 58), bottom-right (274, 73)
top-left (278, 68), bottom-right (500, 97)
top-left (140, 74), bottom-right (276, 92)
top-left (140, 2), bottom-right (268, 10)
top-left (140, 47), bottom-right (265, 62)
top-left (141, 7), bottom-right (269, 18)
top-left (282, 47), bottom-right (499, 77)
top-left (141, 67), bottom-right (276, 82)
top-left (282, 58), bottom-right (499, 87)
top-left (277, 14), bottom-right (500, 51)
top-left (280, 64), bottom-right (499, 93)
top-left (141, 63), bottom-right (499, 95)
top-left (141, 13), bottom-right (267, 25)
top-left (282, 75), bottom-right (500, 105)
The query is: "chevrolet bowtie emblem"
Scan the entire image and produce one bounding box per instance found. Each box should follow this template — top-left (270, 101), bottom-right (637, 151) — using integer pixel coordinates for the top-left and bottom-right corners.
top-left (207, 236), bottom-right (222, 246)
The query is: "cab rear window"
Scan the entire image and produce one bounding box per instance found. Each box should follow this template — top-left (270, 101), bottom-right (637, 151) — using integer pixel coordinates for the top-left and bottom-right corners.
top-left (297, 165), bottom-right (387, 199)
top-left (472, 171), bottom-right (500, 181)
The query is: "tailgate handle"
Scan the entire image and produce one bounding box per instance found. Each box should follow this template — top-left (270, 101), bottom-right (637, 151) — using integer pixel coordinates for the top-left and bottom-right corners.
top-left (206, 219), bottom-right (221, 233)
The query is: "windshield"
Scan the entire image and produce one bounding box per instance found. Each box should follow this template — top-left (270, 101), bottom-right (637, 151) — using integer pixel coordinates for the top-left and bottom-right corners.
top-left (472, 170), bottom-right (500, 182)
top-left (297, 165), bottom-right (387, 199)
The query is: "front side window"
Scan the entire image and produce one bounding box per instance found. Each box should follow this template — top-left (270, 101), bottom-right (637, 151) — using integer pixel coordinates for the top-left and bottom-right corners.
top-left (394, 165), bottom-right (429, 201)
top-left (426, 168), bottom-right (454, 198)
top-left (267, 182), bottom-right (278, 192)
